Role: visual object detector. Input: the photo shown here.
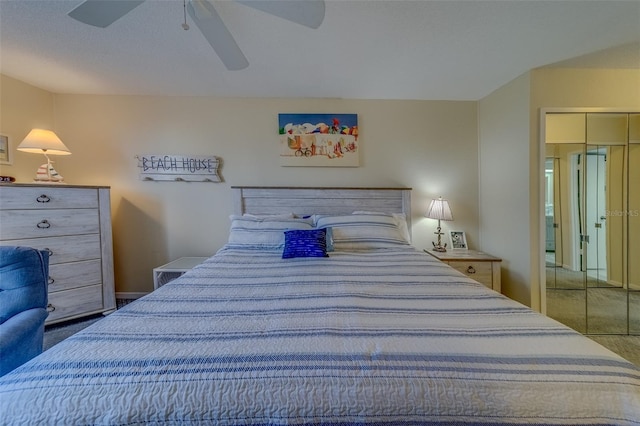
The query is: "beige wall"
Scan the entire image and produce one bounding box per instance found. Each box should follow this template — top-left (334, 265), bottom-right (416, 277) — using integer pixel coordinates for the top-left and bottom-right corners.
top-left (1, 75), bottom-right (480, 295)
top-left (0, 74), bottom-right (54, 170)
top-left (478, 68), bottom-right (640, 311)
top-left (477, 73), bottom-right (533, 306)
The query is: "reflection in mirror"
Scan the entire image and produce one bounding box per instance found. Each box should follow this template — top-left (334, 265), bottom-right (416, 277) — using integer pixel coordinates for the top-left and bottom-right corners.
top-left (545, 157), bottom-right (557, 288)
top-left (629, 113), bottom-right (640, 334)
top-left (584, 144), bottom-right (625, 290)
top-left (585, 113), bottom-right (628, 334)
top-left (584, 146), bottom-right (608, 286)
top-left (587, 288), bottom-right (628, 334)
top-left (545, 143), bottom-right (587, 333)
top-left (544, 111), bottom-right (638, 336)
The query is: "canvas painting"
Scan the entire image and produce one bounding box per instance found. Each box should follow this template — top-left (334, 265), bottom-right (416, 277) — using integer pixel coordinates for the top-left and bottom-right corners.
top-left (0, 134), bottom-right (11, 165)
top-left (279, 113), bottom-right (358, 167)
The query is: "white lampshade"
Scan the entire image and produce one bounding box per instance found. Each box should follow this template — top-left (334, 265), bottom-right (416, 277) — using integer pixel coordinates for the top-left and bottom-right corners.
top-left (17, 129), bottom-right (71, 183)
top-left (425, 196), bottom-right (453, 221)
top-left (17, 129), bottom-right (71, 155)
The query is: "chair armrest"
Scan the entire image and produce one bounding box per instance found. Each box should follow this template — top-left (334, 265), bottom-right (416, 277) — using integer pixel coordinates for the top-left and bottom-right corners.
top-left (0, 308), bottom-right (48, 377)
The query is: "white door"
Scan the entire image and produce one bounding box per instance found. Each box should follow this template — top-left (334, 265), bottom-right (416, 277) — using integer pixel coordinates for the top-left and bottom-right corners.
top-left (585, 149), bottom-right (607, 282)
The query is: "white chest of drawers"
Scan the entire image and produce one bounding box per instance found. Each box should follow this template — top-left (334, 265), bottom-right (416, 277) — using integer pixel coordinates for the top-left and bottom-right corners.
top-left (0, 184), bottom-right (116, 324)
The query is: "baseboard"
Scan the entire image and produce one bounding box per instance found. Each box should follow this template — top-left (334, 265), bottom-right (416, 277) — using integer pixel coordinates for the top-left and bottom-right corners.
top-left (115, 292), bottom-right (149, 300)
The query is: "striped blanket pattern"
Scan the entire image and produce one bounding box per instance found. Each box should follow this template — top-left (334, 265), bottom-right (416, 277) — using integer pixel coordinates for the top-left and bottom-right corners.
top-left (1, 247), bottom-right (639, 425)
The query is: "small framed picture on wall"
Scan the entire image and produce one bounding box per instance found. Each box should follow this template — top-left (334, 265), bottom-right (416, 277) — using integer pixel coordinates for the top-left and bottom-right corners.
top-left (449, 230), bottom-right (468, 250)
top-left (0, 134), bottom-right (11, 165)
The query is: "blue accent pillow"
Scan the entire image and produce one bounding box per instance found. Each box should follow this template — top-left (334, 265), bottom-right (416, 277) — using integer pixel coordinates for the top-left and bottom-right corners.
top-left (282, 228), bottom-right (329, 259)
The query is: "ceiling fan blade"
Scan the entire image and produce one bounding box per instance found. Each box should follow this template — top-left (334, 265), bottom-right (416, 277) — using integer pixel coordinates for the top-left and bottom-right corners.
top-left (187, 0), bottom-right (249, 70)
top-left (236, 0), bottom-right (324, 29)
top-left (68, 0), bottom-right (145, 28)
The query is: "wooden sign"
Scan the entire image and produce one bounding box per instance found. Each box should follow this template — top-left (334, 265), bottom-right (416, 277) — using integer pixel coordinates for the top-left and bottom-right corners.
top-left (136, 155), bottom-right (221, 182)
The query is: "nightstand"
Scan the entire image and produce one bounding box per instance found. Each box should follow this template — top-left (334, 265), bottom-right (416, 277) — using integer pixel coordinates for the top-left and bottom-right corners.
top-left (153, 257), bottom-right (208, 289)
top-left (425, 249), bottom-right (501, 292)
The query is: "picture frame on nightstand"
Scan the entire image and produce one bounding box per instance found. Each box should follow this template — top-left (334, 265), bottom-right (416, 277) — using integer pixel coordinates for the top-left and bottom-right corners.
top-left (449, 230), bottom-right (468, 250)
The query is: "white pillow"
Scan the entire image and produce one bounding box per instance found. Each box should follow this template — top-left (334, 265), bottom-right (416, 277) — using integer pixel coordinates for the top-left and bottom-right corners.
top-left (352, 211), bottom-right (411, 243)
top-left (315, 213), bottom-right (410, 250)
top-left (227, 215), bottom-right (313, 249)
top-left (243, 213), bottom-right (294, 219)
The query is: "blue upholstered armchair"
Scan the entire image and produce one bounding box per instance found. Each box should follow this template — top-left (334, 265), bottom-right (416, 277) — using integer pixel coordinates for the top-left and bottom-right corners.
top-left (0, 246), bottom-right (49, 377)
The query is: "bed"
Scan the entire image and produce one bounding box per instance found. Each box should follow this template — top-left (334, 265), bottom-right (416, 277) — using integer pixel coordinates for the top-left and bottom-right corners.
top-left (1, 186), bottom-right (639, 425)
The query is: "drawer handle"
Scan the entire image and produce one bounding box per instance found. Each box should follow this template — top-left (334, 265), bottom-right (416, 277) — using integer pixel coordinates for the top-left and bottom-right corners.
top-left (37, 220), bottom-right (51, 229)
top-left (467, 266), bottom-right (476, 274)
top-left (43, 248), bottom-right (54, 256)
top-left (46, 304), bottom-right (55, 313)
top-left (48, 276), bottom-right (55, 285)
top-left (37, 194), bottom-right (51, 203)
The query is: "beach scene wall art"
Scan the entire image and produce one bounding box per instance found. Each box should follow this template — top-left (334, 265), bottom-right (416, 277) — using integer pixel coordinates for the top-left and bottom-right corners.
top-left (279, 113), bottom-right (359, 167)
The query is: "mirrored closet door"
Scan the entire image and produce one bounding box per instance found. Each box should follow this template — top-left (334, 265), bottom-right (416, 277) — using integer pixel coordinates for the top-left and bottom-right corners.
top-left (544, 111), bottom-right (639, 335)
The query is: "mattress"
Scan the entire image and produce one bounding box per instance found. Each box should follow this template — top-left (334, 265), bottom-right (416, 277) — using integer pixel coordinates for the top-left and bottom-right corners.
top-left (1, 246), bottom-right (639, 425)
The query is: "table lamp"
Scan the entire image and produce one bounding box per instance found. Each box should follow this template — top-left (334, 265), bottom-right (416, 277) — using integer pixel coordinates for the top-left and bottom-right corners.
top-left (425, 196), bottom-right (453, 252)
top-left (17, 129), bottom-right (71, 183)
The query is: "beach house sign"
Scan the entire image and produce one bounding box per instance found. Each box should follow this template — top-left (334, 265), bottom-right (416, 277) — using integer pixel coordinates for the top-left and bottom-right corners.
top-left (136, 155), bottom-right (222, 182)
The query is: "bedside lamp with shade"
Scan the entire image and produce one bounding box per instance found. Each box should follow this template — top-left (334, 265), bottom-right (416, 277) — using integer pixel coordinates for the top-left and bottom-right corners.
top-left (17, 129), bottom-right (71, 183)
top-left (425, 196), bottom-right (453, 252)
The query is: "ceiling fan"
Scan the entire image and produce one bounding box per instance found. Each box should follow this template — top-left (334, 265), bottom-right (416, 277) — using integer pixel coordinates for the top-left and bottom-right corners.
top-left (68, 0), bottom-right (325, 70)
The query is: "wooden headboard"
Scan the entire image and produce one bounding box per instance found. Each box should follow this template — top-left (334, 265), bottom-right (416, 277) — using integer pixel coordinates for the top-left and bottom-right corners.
top-left (232, 186), bottom-right (412, 233)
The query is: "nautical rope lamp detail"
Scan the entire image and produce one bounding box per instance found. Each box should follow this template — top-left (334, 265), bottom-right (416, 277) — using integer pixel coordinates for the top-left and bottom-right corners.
top-left (425, 196), bottom-right (453, 252)
top-left (17, 129), bottom-right (71, 183)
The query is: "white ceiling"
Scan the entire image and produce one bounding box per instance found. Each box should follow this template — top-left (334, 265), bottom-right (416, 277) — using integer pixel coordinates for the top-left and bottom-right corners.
top-left (1, 0), bottom-right (639, 100)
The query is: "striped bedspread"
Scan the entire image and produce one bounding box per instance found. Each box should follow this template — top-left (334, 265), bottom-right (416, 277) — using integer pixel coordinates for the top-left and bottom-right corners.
top-left (1, 247), bottom-right (639, 425)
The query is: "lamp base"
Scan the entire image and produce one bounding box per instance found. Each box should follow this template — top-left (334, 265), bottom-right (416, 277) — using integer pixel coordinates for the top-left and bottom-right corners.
top-left (35, 162), bottom-right (65, 183)
top-left (431, 242), bottom-right (447, 252)
top-left (431, 223), bottom-right (447, 252)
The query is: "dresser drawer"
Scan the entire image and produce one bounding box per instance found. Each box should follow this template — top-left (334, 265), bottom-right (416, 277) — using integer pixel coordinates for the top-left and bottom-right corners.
top-left (447, 260), bottom-right (493, 288)
top-left (1, 234), bottom-right (101, 264)
top-left (0, 209), bottom-right (100, 240)
top-left (0, 186), bottom-right (98, 210)
top-left (48, 259), bottom-right (103, 292)
top-left (47, 285), bottom-right (104, 324)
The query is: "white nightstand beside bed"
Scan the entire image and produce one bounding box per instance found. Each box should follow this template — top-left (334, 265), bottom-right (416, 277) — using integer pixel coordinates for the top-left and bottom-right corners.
top-left (153, 256), bottom-right (208, 289)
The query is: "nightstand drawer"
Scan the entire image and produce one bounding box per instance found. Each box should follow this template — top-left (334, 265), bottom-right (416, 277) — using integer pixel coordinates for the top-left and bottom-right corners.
top-left (448, 261), bottom-right (493, 287)
top-left (424, 249), bottom-right (501, 292)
